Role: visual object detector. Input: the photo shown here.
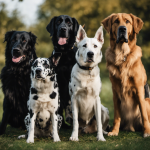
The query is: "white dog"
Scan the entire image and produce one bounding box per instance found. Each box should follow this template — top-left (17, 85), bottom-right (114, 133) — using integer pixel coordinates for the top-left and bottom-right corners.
top-left (18, 56), bottom-right (62, 143)
top-left (69, 25), bottom-right (109, 141)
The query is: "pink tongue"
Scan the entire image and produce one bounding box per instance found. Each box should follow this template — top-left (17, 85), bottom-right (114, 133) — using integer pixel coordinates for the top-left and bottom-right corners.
top-left (12, 56), bottom-right (22, 63)
top-left (58, 38), bottom-right (67, 45)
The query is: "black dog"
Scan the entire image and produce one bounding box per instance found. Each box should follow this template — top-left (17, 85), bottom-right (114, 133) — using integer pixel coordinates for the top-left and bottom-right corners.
top-left (46, 15), bottom-right (79, 127)
top-left (0, 31), bottom-right (37, 135)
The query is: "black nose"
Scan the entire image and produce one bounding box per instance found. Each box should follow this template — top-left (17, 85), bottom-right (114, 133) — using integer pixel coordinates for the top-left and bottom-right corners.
top-left (119, 26), bottom-right (126, 32)
top-left (87, 51), bottom-right (94, 58)
top-left (61, 27), bottom-right (67, 32)
top-left (36, 69), bottom-right (42, 74)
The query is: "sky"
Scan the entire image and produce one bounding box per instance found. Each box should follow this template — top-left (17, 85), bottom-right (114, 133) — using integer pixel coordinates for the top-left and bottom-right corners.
top-left (1, 0), bottom-right (44, 26)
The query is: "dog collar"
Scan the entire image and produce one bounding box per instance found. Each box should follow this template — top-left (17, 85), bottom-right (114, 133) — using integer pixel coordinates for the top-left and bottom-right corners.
top-left (77, 62), bottom-right (94, 71)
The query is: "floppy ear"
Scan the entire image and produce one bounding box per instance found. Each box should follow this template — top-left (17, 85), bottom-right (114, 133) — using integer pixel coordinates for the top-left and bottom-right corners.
top-left (94, 26), bottom-right (104, 44)
top-left (76, 25), bottom-right (87, 43)
top-left (130, 13), bottom-right (143, 34)
top-left (29, 32), bottom-right (37, 46)
top-left (4, 31), bottom-right (16, 42)
top-left (101, 13), bottom-right (116, 33)
top-left (72, 18), bottom-right (79, 36)
top-left (46, 16), bottom-right (58, 36)
top-left (49, 52), bottom-right (62, 67)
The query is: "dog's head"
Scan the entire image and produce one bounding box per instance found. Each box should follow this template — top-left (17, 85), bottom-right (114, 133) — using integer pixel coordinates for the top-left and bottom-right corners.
top-left (46, 15), bottom-right (79, 52)
top-left (102, 13), bottom-right (143, 44)
top-left (36, 110), bottom-right (51, 129)
top-left (4, 31), bottom-right (37, 65)
top-left (31, 54), bottom-right (61, 80)
top-left (75, 25), bottom-right (104, 67)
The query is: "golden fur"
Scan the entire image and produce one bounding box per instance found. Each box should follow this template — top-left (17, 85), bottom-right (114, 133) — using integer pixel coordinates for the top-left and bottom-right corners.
top-left (102, 13), bottom-right (150, 137)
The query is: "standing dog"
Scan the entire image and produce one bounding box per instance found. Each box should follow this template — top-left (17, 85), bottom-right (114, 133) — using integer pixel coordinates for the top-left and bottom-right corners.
top-left (46, 15), bottom-right (79, 127)
top-left (102, 13), bottom-right (150, 137)
top-left (0, 31), bottom-right (37, 135)
top-left (69, 25), bottom-right (109, 141)
top-left (23, 56), bottom-right (62, 143)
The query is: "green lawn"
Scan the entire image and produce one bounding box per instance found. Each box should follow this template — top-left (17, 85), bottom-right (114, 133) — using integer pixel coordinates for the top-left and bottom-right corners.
top-left (0, 71), bottom-right (150, 150)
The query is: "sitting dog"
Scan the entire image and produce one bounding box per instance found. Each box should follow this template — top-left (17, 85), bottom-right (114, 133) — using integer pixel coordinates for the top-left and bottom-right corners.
top-left (0, 31), bottom-right (37, 135)
top-left (102, 13), bottom-right (150, 137)
top-left (46, 15), bottom-right (79, 127)
top-left (19, 57), bottom-right (62, 143)
top-left (69, 25), bottom-right (109, 141)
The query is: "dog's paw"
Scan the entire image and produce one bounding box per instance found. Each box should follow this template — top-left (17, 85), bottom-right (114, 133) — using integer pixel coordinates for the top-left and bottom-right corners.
top-left (26, 137), bottom-right (34, 143)
top-left (143, 133), bottom-right (150, 138)
top-left (97, 135), bottom-right (106, 141)
top-left (108, 131), bottom-right (118, 136)
top-left (53, 135), bottom-right (61, 142)
top-left (69, 136), bottom-right (79, 141)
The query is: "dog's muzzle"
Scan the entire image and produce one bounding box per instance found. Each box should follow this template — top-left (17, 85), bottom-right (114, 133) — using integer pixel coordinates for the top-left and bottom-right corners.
top-left (116, 26), bottom-right (128, 44)
top-left (35, 68), bottom-right (42, 78)
top-left (87, 51), bottom-right (94, 63)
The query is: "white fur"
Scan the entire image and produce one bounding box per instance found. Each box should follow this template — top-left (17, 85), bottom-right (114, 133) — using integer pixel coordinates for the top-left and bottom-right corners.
top-left (69, 25), bottom-right (109, 141)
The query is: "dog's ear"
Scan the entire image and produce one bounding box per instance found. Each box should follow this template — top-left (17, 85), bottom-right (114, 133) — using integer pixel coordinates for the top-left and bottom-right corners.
top-left (101, 14), bottom-right (116, 33)
top-left (76, 25), bottom-right (87, 43)
top-left (29, 32), bottom-right (37, 46)
top-left (4, 31), bottom-right (16, 42)
top-left (130, 14), bottom-right (143, 34)
top-left (46, 16), bottom-right (58, 36)
top-left (94, 26), bottom-right (104, 44)
top-left (49, 52), bottom-right (62, 67)
top-left (29, 58), bottom-right (35, 66)
top-left (72, 18), bottom-right (79, 36)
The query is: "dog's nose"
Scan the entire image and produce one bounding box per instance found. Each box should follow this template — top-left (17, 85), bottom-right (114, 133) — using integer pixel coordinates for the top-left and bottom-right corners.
top-left (119, 26), bottom-right (126, 32)
top-left (61, 27), bottom-right (67, 32)
top-left (36, 69), bottom-right (42, 74)
top-left (87, 51), bottom-right (94, 58)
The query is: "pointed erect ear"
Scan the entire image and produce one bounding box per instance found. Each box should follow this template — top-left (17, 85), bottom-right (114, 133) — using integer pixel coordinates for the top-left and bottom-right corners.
top-left (46, 16), bottom-right (58, 36)
top-left (76, 25), bottom-right (87, 43)
top-left (94, 26), bottom-right (104, 44)
top-left (49, 52), bottom-right (62, 67)
top-left (101, 13), bottom-right (116, 33)
top-left (4, 31), bottom-right (16, 42)
top-left (72, 18), bottom-right (79, 36)
top-left (130, 14), bottom-right (143, 34)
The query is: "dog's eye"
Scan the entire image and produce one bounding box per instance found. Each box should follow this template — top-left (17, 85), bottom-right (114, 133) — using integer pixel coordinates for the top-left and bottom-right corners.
top-left (67, 21), bottom-right (71, 24)
top-left (114, 19), bottom-right (119, 24)
top-left (126, 20), bottom-right (130, 24)
top-left (94, 45), bottom-right (97, 48)
top-left (83, 44), bottom-right (87, 47)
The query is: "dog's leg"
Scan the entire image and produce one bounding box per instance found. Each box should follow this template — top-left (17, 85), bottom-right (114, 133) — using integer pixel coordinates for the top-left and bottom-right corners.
top-left (94, 96), bottom-right (106, 141)
top-left (108, 89), bottom-right (120, 136)
top-left (136, 86), bottom-right (150, 137)
top-left (26, 112), bottom-right (36, 143)
top-left (69, 96), bottom-right (79, 141)
top-left (51, 113), bottom-right (61, 142)
top-left (0, 109), bottom-right (10, 135)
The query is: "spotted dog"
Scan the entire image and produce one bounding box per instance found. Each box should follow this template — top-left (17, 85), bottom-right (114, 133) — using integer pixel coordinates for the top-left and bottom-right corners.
top-left (18, 56), bottom-right (62, 143)
top-left (69, 25), bottom-right (109, 141)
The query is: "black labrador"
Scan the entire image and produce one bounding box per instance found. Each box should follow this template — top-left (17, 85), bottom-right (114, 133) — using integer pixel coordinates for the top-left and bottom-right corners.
top-left (0, 31), bottom-right (37, 135)
top-left (46, 15), bottom-right (79, 127)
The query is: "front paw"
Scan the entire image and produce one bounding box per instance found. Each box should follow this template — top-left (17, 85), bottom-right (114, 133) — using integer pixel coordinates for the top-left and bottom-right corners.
top-left (69, 136), bottom-right (79, 141)
top-left (97, 135), bottom-right (106, 141)
top-left (108, 131), bottom-right (118, 136)
top-left (26, 137), bottom-right (34, 143)
top-left (53, 135), bottom-right (61, 142)
top-left (143, 129), bottom-right (150, 138)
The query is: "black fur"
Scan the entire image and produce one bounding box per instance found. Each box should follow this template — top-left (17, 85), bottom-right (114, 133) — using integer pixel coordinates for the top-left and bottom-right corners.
top-left (29, 109), bottom-right (34, 119)
top-left (31, 88), bottom-right (37, 94)
top-left (0, 31), bottom-right (37, 135)
top-left (50, 91), bottom-right (57, 99)
top-left (50, 75), bottom-right (55, 81)
top-left (33, 95), bottom-right (38, 100)
top-left (46, 15), bottom-right (79, 128)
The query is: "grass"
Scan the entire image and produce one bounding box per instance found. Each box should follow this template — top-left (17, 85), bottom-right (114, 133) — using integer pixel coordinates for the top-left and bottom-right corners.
top-left (0, 66), bottom-right (150, 150)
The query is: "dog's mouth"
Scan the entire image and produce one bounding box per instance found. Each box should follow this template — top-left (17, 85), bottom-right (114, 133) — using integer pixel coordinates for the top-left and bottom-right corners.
top-left (58, 37), bottom-right (68, 45)
top-left (87, 58), bottom-right (94, 63)
top-left (12, 55), bottom-right (25, 63)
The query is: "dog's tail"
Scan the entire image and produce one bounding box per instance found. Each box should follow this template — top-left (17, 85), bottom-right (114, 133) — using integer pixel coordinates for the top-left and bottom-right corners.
top-left (144, 83), bottom-right (150, 98)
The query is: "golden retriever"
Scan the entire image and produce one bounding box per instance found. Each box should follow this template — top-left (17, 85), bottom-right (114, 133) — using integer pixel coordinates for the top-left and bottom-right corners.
top-left (102, 13), bottom-right (150, 137)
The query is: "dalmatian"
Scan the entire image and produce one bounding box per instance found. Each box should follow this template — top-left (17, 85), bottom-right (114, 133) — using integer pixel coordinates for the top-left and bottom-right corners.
top-left (18, 55), bottom-right (62, 143)
top-left (69, 25), bottom-right (109, 141)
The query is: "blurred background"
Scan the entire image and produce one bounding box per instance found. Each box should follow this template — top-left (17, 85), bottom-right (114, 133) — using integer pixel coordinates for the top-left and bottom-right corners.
top-left (0, 0), bottom-right (150, 121)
